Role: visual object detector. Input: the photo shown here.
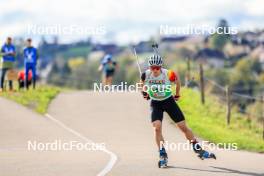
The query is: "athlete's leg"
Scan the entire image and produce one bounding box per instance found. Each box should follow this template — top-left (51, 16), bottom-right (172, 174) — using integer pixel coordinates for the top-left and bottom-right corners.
top-left (102, 73), bottom-right (107, 86)
top-left (18, 79), bottom-right (23, 90)
top-left (0, 68), bottom-right (8, 90)
top-left (105, 77), bottom-right (109, 86)
top-left (25, 64), bottom-right (30, 89)
top-left (8, 79), bottom-right (13, 90)
top-left (154, 120), bottom-right (168, 167)
top-left (7, 68), bottom-right (13, 91)
top-left (104, 77), bottom-right (110, 86)
top-left (106, 76), bottom-right (113, 86)
top-left (177, 121), bottom-right (203, 152)
top-left (152, 120), bottom-right (165, 149)
top-left (164, 97), bottom-right (195, 141)
top-left (32, 65), bottom-right (37, 89)
top-left (165, 97), bottom-right (202, 152)
top-left (176, 120), bottom-right (196, 141)
top-left (151, 99), bottom-right (165, 149)
top-left (151, 100), bottom-right (168, 164)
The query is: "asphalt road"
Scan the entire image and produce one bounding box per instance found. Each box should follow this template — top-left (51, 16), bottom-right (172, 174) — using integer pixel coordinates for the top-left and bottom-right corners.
top-left (1, 91), bottom-right (264, 176)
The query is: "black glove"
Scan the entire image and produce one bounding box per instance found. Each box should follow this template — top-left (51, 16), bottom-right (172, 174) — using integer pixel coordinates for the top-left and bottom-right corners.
top-left (174, 95), bottom-right (180, 101)
top-left (142, 91), bottom-right (150, 100)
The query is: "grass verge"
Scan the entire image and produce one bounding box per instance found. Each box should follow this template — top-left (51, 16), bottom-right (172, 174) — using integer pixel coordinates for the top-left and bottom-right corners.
top-left (0, 85), bottom-right (61, 114)
top-left (178, 88), bottom-right (264, 152)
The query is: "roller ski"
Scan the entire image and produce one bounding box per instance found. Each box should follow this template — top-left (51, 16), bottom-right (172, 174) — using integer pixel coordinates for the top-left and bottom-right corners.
top-left (197, 150), bottom-right (216, 160)
top-left (158, 148), bottom-right (168, 168)
top-left (192, 141), bottom-right (216, 160)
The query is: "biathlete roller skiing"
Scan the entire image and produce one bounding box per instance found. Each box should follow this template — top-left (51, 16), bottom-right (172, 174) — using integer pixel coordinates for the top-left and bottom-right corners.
top-left (134, 43), bottom-right (216, 168)
top-left (98, 54), bottom-right (118, 86)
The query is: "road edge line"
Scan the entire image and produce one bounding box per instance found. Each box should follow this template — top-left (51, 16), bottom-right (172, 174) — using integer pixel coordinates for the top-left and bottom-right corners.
top-left (45, 113), bottom-right (117, 176)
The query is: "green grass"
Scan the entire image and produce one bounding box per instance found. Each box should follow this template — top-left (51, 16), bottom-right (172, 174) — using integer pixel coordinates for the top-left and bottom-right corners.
top-left (177, 88), bottom-right (264, 152)
top-left (0, 86), bottom-right (61, 114)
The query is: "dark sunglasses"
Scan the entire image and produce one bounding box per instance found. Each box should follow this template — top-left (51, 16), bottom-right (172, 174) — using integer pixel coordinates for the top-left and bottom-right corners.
top-left (150, 66), bottom-right (161, 70)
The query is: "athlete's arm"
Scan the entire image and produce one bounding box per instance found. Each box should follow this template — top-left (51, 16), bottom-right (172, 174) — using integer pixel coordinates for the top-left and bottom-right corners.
top-left (140, 72), bottom-right (146, 92)
top-left (1, 46), bottom-right (9, 56)
top-left (9, 46), bottom-right (16, 56)
top-left (98, 64), bottom-right (103, 71)
top-left (168, 70), bottom-right (180, 100)
top-left (140, 72), bottom-right (149, 100)
top-left (140, 72), bottom-right (146, 82)
top-left (114, 62), bottom-right (119, 71)
top-left (175, 76), bottom-right (181, 97)
top-left (9, 52), bottom-right (16, 56)
top-left (174, 71), bottom-right (181, 101)
top-left (1, 46), bottom-right (6, 56)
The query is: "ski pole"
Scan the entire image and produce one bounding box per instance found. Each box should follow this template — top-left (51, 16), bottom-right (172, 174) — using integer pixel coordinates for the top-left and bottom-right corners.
top-left (133, 47), bottom-right (142, 77)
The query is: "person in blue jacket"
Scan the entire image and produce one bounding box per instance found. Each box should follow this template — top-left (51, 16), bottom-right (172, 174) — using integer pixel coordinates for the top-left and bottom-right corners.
top-left (98, 54), bottom-right (118, 86)
top-left (0, 37), bottom-right (16, 91)
top-left (23, 38), bottom-right (38, 90)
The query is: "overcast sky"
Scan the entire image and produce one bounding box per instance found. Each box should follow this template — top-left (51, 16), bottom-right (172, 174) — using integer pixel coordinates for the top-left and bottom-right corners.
top-left (0, 0), bottom-right (263, 44)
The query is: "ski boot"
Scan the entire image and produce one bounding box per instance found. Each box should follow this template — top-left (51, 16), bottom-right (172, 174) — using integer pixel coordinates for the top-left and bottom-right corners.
top-left (197, 150), bottom-right (216, 160)
top-left (158, 148), bottom-right (168, 168)
top-left (192, 141), bottom-right (216, 160)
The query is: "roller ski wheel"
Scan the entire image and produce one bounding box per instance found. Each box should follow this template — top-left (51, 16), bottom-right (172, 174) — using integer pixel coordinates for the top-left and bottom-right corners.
top-left (198, 150), bottom-right (216, 160)
top-left (158, 152), bottom-right (168, 168)
top-left (158, 158), bottom-right (168, 168)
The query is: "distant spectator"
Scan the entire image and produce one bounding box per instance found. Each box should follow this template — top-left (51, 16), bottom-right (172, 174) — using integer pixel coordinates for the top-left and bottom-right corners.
top-left (0, 37), bottom-right (16, 92)
top-left (23, 38), bottom-right (38, 90)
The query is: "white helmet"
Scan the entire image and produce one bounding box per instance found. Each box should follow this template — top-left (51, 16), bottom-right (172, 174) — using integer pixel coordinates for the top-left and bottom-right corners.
top-left (148, 54), bottom-right (163, 66)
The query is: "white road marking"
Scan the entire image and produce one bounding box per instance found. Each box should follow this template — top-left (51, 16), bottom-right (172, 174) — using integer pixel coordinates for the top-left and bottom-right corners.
top-left (45, 113), bottom-right (117, 176)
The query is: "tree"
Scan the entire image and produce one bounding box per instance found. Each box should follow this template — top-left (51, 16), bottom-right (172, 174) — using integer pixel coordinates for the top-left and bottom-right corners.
top-left (210, 19), bottom-right (231, 51)
top-left (230, 58), bottom-right (258, 94)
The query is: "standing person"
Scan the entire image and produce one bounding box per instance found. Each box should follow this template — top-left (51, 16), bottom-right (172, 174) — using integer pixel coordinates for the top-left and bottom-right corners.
top-left (140, 54), bottom-right (215, 168)
top-left (0, 37), bottom-right (16, 92)
top-left (98, 54), bottom-right (118, 86)
top-left (23, 38), bottom-right (38, 90)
